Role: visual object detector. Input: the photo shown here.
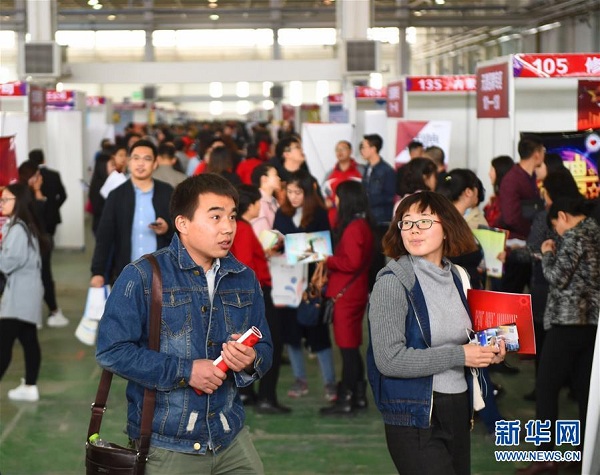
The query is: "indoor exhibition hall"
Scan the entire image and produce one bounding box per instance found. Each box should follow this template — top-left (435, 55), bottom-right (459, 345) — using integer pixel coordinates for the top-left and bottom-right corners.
top-left (0, 1), bottom-right (599, 474)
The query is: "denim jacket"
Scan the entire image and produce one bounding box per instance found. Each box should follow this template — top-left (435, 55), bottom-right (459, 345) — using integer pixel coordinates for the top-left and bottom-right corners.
top-left (96, 233), bottom-right (273, 454)
top-left (366, 258), bottom-right (473, 428)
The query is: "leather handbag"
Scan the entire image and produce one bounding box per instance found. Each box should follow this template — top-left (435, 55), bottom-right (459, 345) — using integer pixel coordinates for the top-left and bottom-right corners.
top-left (85, 254), bottom-right (162, 475)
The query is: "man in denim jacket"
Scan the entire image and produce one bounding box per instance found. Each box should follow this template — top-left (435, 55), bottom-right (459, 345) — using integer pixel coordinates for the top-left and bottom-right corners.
top-left (96, 174), bottom-right (273, 474)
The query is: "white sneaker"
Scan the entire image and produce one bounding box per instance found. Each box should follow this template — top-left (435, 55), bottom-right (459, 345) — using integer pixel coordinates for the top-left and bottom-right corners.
top-left (47, 309), bottom-right (69, 328)
top-left (8, 379), bottom-right (39, 402)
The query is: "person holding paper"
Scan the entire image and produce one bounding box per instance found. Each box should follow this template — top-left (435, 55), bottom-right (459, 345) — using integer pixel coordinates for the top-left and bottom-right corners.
top-left (273, 169), bottom-right (336, 402)
top-left (0, 183), bottom-right (47, 401)
top-left (96, 174), bottom-right (273, 474)
top-left (518, 197), bottom-right (600, 475)
top-left (367, 191), bottom-right (505, 475)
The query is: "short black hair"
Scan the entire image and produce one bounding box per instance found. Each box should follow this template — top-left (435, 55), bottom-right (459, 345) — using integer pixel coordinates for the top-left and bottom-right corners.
top-left (28, 149), bottom-right (44, 166)
top-left (251, 163), bottom-right (276, 187)
top-left (237, 184), bottom-right (261, 217)
top-left (408, 140), bottom-right (423, 152)
top-left (129, 138), bottom-right (158, 159)
top-left (363, 134), bottom-right (383, 153)
top-left (170, 174), bottom-right (239, 235)
top-left (157, 142), bottom-right (176, 159)
top-left (518, 135), bottom-right (544, 160)
top-left (547, 196), bottom-right (590, 228)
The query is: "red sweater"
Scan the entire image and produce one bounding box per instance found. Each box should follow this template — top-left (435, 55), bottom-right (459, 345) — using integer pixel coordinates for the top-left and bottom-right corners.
top-left (326, 218), bottom-right (373, 299)
top-left (230, 219), bottom-right (272, 288)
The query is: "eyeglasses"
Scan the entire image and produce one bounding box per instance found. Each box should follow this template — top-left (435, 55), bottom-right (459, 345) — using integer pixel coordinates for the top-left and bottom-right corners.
top-left (0, 197), bottom-right (15, 204)
top-left (398, 219), bottom-right (441, 231)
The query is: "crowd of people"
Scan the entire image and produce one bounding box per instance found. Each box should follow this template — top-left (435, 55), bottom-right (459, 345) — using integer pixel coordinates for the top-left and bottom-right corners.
top-left (1, 120), bottom-right (598, 474)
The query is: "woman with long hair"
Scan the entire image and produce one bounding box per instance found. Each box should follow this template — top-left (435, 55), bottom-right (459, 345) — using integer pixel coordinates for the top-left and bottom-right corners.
top-left (0, 183), bottom-right (47, 401)
top-left (88, 152), bottom-right (116, 235)
top-left (273, 169), bottom-right (336, 402)
top-left (483, 155), bottom-right (514, 228)
top-left (319, 181), bottom-right (374, 416)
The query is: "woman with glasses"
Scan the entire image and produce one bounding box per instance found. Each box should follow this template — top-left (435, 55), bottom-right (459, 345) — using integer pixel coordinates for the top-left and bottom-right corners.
top-left (367, 191), bottom-right (505, 475)
top-left (0, 183), bottom-right (47, 401)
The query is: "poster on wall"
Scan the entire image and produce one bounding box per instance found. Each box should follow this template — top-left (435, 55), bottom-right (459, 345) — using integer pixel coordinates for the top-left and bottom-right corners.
top-left (395, 120), bottom-right (451, 167)
top-left (521, 129), bottom-right (599, 200)
top-left (578, 80), bottom-right (600, 131)
top-left (0, 135), bottom-right (18, 186)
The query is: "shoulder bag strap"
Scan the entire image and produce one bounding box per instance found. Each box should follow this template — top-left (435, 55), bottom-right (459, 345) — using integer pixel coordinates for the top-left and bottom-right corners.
top-left (87, 254), bottom-right (163, 462)
top-left (331, 259), bottom-right (368, 303)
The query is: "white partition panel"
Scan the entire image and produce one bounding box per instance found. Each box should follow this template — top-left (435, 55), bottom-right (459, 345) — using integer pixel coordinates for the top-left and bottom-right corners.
top-left (46, 110), bottom-right (85, 250)
top-left (86, 106), bottom-right (115, 178)
top-left (301, 123), bottom-right (353, 186)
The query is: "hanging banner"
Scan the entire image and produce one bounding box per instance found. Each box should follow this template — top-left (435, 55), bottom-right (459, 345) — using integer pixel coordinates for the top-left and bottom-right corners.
top-left (406, 75), bottom-right (477, 92)
top-left (46, 90), bottom-right (76, 110)
top-left (29, 85), bottom-right (46, 122)
top-left (395, 120), bottom-right (451, 166)
top-left (513, 53), bottom-right (600, 78)
top-left (476, 63), bottom-right (509, 118)
top-left (0, 135), bottom-right (19, 187)
top-left (0, 81), bottom-right (27, 96)
top-left (578, 80), bottom-right (600, 131)
top-left (386, 81), bottom-right (404, 118)
top-left (354, 86), bottom-right (386, 99)
top-left (521, 129), bottom-right (599, 200)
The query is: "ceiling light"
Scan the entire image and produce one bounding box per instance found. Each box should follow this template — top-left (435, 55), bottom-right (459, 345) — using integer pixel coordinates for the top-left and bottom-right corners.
top-left (209, 14), bottom-right (219, 20)
top-left (434, 0), bottom-right (445, 5)
top-left (209, 2), bottom-right (218, 8)
top-left (107, 14), bottom-right (116, 20)
top-left (209, 101), bottom-right (223, 116)
top-left (87, 0), bottom-right (98, 5)
top-left (262, 100), bottom-right (274, 111)
top-left (92, 3), bottom-right (103, 9)
top-left (209, 82), bottom-right (223, 98)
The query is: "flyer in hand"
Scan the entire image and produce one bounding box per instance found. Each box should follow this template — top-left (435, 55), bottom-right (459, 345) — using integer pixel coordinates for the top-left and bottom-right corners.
top-left (284, 230), bottom-right (332, 265)
top-left (467, 289), bottom-right (535, 355)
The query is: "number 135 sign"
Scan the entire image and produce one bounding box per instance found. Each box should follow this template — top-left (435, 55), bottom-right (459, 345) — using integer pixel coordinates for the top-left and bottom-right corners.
top-left (514, 54), bottom-right (600, 78)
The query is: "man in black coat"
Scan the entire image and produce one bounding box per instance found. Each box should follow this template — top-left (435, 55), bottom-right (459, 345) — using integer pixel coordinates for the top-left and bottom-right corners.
top-left (90, 139), bottom-right (174, 287)
top-left (29, 149), bottom-right (68, 327)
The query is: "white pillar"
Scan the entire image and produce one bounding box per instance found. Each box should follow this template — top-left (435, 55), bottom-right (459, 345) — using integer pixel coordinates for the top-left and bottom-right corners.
top-left (26, 0), bottom-right (56, 42)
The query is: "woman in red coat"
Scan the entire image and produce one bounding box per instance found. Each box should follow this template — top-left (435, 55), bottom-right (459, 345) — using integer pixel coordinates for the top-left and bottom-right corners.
top-left (320, 181), bottom-right (374, 416)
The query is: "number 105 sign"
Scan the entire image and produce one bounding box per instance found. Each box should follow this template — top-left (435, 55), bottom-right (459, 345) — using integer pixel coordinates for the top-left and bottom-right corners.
top-left (514, 54), bottom-right (600, 78)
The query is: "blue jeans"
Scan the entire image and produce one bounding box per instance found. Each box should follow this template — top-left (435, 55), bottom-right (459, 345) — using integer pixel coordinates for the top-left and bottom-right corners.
top-left (287, 345), bottom-right (335, 385)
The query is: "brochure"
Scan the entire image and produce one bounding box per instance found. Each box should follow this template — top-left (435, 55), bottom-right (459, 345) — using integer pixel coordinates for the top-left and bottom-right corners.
top-left (473, 226), bottom-right (508, 278)
top-left (467, 289), bottom-right (535, 355)
top-left (284, 230), bottom-right (332, 265)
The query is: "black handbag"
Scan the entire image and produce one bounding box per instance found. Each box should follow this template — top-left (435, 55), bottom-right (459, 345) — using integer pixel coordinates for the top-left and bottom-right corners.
top-left (296, 261), bottom-right (364, 327)
top-left (86, 254), bottom-right (162, 475)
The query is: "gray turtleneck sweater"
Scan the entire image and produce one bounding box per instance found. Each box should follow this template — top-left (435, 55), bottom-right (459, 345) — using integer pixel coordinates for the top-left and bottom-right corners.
top-left (368, 255), bottom-right (470, 394)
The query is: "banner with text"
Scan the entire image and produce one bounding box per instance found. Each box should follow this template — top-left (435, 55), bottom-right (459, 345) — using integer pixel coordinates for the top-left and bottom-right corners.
top-left (395, 120), bottom-right (451, 166)
top-left (406, 75), bottom-right (477, 93)
top-left (513, 53), bottom-right (600, 78)
top-left (477, 63), bottom-right (509, 118)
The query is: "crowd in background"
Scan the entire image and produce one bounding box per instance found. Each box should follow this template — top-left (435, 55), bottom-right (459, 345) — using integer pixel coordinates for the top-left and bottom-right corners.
top-left (1, 118), bottom-right (599, 474)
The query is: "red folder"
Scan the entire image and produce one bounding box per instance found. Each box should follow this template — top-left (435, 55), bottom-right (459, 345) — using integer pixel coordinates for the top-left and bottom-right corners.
top-left (467, 289), bottom-right (536, 355)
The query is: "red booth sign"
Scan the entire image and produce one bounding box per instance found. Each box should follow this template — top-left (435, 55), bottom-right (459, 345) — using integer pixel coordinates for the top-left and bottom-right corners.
top-left (386, 81), bottom-right (403, 118)
top-left (406, 75), bottom-right (476, 92)
top-left (513, 54), bottom-right (600, 78)
top-left (354, 86), bottom-right (386, 99)
top-left (0, 82), bottom-right (27, 96)
top-left (477, 63), bottom-right (509, 118)
top-left (327, 94), bottom-right (343, 104)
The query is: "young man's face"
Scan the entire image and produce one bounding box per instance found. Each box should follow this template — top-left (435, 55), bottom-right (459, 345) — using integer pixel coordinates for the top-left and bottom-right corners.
top-left (359, 139), bottom-right (375, 161)
top-left (176, 192), bottom-right (237, 271)
top-left (128, 146), bottom-right (157, 181)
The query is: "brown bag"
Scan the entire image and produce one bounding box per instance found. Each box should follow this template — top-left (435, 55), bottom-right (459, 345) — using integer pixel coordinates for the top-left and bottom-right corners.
top-left (85, 254), bottom-right (162, 475)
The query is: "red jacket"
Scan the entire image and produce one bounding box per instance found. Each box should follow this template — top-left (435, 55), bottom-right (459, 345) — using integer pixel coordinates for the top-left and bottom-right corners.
top-left (322, 160), bottom-right (363, 226)
top-left (326, 218), bottom-right (373, 300)
top-left (230, 219), bottom-right (271, 288)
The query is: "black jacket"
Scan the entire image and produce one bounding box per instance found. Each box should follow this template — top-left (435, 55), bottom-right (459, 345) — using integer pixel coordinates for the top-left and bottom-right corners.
top-left (91, 179), bottom-right (174, 282)
top-left (39, 166), bottom-right (67, 235)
